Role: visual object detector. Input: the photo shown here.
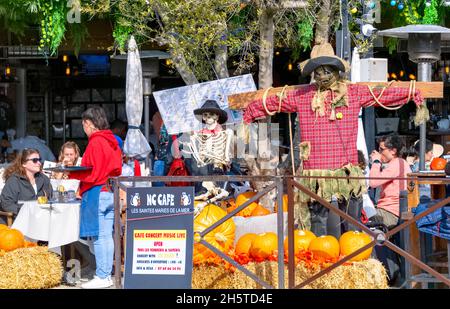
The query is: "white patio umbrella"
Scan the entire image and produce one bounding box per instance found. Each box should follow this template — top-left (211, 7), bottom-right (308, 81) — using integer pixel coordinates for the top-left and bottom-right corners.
top-left (123, 36), bottom-right (151, 159)
top-left (351, 47), bottom-right (369, 163)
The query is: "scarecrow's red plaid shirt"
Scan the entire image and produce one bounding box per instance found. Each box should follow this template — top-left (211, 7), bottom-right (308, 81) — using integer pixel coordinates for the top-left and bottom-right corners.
top-left (243, 84), bottom-right (424, 170)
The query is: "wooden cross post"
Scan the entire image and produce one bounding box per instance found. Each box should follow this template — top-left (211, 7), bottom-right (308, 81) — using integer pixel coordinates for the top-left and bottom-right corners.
top-left (227, 81), bottom-right (444, 110)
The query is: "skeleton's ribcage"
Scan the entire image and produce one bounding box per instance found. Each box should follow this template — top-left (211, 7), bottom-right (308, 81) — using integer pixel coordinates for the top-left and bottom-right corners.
top-left (196, 132), bottom-right (227, 164)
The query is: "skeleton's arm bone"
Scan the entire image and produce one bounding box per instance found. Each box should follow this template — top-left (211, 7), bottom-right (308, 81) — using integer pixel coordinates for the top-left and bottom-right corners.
top-left (189, 133), bottom-right (207, 166)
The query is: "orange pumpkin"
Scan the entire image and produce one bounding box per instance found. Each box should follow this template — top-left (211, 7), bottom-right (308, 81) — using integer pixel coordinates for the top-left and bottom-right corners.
top-left (0, 228), bottom-right (25, 252)
top-left (308, 235), bottom-right (340, 259)
top-left (274, 194), bottom-right (288, 213)
top-left (0, 224), bottom-right (9, 231)
top-left (249, 232), bottom-right (278, 260)
top-left (235, 192), bottom-right (259, 217)
top-left (193, 204), bottom-right (235, 264)
top-left (284, 230), bottom-right (316, 257)
top-left (24, 240), bottom-right (38, 248)
top-left (235, 233), bottom-right (257, 256)
top-left (250, 204), bottom-right (271, 216)
top-left (223, 199), bottom-right (237, 214)
top-left (430, 157), bottom-right (447, 170)
top-left (339, 231), bottom-right (373, 261)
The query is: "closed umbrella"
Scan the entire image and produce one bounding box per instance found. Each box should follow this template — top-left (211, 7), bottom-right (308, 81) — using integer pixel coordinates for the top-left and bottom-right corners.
top-left (351, 47), bottom-right (369, 163)
top-left (123, 36), bottom-right (151, 158)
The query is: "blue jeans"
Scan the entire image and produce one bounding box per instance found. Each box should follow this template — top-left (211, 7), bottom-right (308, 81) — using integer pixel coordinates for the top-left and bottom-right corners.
top-left (93, 191), bottom-right (114, 279)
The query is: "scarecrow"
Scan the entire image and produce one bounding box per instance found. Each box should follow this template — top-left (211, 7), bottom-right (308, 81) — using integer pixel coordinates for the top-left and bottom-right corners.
top-left (243, 43), bottom-right (428, 237)
top-left (181, 100), bottom-right (233, 213)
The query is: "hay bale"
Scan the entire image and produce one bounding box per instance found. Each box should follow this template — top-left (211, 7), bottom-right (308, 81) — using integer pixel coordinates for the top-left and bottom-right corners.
top-left (0, 246), bottom-right (63, 289)
top-left (294, 259), bottom-right (388, 289)
top-left (192, 259), bottom-right (388, 289)
top-left (192, 264), bottom-right (235, 289)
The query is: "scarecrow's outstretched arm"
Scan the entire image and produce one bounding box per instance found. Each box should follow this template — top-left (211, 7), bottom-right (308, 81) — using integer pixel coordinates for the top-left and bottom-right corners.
top-left (355, 83), bottom-right (428, 125)
top-left (356, 83), bottom-right (424, 108)
top-left (243, 85), bottom-right (315, 124)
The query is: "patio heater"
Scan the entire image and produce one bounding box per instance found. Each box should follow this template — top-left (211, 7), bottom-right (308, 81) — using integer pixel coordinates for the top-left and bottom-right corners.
top-left (379, 25), bottom-right (450, 170)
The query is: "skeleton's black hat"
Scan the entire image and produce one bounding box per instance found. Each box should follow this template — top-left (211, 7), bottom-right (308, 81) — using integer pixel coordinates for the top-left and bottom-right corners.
top-left (194, 100), bottom-right (228, 124)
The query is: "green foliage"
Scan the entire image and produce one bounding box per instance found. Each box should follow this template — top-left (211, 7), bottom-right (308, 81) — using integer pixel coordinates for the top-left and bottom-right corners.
top-left (39, 0), bottom-right (67, 56)
top-left (423, 0), bottom-right (439, 24)
top-left (0, 0), bottom-right (40, 36)
top-left (385, 38), bottom-right (398, 55)
top-left (67, 22), bottom-right (88, 56)
top-left (297, 19), bottom-right (314, 52)
top-left (112, 23), bottom-right (133, 52)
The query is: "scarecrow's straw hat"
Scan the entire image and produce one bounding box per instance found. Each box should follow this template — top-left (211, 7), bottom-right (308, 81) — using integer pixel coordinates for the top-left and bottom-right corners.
top-left (299, 42), bottom-right (350, 77)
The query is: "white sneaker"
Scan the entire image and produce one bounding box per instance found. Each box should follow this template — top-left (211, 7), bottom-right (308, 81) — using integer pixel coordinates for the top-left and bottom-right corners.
top-left (80, 276), bottom-right (113, 289)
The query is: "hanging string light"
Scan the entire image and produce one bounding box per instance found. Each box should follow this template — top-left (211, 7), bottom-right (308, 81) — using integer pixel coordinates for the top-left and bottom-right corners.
top-left (5, 63), bottom-right (11, 76)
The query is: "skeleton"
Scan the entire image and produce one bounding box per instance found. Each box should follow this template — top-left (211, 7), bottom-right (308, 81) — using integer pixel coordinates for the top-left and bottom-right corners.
top-left (193, 181), bottom-right (229, 217)
top-left (180, 109), bottom-right (233, 216)
top-left (182, 112), bottom-right (233, 169)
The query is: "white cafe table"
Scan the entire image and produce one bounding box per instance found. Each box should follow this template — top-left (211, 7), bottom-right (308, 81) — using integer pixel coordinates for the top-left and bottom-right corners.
top-left (12, 200), bottom-right (81, 249)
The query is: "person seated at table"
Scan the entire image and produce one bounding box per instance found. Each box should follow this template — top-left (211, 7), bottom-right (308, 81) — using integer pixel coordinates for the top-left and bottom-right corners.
top-left (405, 139), bottom-right (444, 172)
top-left (2, 135), bottom-right (56, 162)
top-left (110, 119), bottom-right (128, 141)
top-left (0, 148), bottom-right (52, 224)
top-left (68, 107), bottom-right (122, 289)
top-left (51, 141), bottom-right (82, 180)
top-left (369, 134), bottom-right (411, 230)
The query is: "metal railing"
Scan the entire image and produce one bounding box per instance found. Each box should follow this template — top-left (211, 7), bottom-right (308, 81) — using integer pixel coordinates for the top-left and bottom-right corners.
top-left (108, 174), bottom-right (450, 289)
top-left (110, 175), bottom-right (286, 289)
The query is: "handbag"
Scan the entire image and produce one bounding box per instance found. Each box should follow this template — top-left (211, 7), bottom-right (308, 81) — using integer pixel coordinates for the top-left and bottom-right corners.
top-left (166, 158), bottom-right (191, 187)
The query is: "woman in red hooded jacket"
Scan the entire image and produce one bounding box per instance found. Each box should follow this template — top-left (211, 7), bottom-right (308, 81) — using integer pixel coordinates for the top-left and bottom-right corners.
top-left (70, 106), bottom-right (122, 289)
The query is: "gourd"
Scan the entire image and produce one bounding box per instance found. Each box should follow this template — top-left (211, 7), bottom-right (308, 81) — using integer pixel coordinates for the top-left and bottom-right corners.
top-left (249, 232), bottom-right (278, 260)
top-left (274, 194), bottom-right (288, 212)
top-left (284, 230), bottom-right (316, 258)
top-left (308, 235), bottom-right (340, 259)
top-left (250, 204), bottom-right (271, 216)
top-left (339, 231), bottom-right (373, 261)
top-left (193, 204), bottom-right (235, 264)
top-left (234, 192), bottom-right (259, 217)
top-left (235, 233), bottom-right (257, 256)
top-left (430, 157), bottom-right (447, 170)
top-left (0, 228), bottom-right (25, 252)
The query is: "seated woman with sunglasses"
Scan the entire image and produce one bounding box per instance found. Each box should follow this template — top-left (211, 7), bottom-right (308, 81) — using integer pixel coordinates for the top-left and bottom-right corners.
top-left (368, 134), bottom-right (411, 230)
top-left (0, 148), bottom-right (52, 224)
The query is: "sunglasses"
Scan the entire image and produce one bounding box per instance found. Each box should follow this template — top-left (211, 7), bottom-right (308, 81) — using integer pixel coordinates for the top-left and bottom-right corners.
top-left (26, 158), bottom-right (42, 164)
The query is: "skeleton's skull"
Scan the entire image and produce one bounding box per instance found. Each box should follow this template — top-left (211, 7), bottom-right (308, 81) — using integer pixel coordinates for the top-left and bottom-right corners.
top-left (202, 112), bottom-right (219, 126)
top-left (314, 65), bottom-right (339, 90)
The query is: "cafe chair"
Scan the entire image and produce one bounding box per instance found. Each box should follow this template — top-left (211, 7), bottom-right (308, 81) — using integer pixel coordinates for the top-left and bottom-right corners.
top-left (364, 190), bottom-right (409, 287)
top-left (0, 210), bottom-right (14, 227)
top-left (407, 196), bottom-right (450, 288)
